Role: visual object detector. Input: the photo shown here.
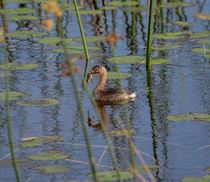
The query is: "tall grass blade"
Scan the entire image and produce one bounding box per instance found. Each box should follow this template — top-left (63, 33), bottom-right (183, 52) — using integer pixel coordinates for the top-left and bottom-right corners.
top-left (73, 0), bottom-right (90, 80)
top-left (146, 0), bottom-right (154, 68)
top-left (4, 46), bottom-right (21, 182)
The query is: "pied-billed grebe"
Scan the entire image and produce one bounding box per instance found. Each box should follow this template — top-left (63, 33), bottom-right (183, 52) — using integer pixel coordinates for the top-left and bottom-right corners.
top-left (87, 65), bottom-right (136, 105)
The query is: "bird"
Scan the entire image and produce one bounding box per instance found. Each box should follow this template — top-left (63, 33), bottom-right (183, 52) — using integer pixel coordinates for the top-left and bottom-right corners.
top-left (87, 65), bottom-right (136, 105)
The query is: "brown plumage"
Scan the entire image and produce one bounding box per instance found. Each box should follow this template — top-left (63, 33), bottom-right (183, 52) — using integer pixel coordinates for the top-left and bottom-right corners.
top-left (87, 65), bottom-right (136, 105)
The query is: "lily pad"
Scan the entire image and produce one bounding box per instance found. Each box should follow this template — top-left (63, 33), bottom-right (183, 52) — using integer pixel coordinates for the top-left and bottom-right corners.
top-left (196, 39), bottom-right (210, 45)
top-left (122, 6), bottom-right (147, 12)
top-left (109, 1), bottom-right (139, 6)
top-left (135, 165), bottom-right (159, 173)
top-left (5, 0), bottom-right (32, 3)
top-left (35, 0), bottom-right (66, 2)
top-left (190, 31), bottom-right (210, 39)
top-left (108, 129), bottom-right (135, 136)
top-left (107, 55), bottom-right (145, 64)
top-left (72, 36), bottom-right (106, 43)
top-left (31, 165), bottom-right (71, 174)
top-left (0, 63), bottom-right (39, 70)
top-left (16, 98), bottom-right (60, 106)
top-left (73, 10), bottom-right (102, 15)
top-left (139, 58), bottom-right (169, 64)
top-left (89, 170), bottom-right (134, 181)
top-left (195, 14), bottom-right (210, 20)
top-left (181, 174), bottom-right (210, 182)
top-left (173, 21), bottom-right (193, 26)
top-left (190, 48), bottom-right (210, 54)
top-left (39, 37), bottom-right (74, 44)
top-left (28, 153), bottom-right (69, 160)
top-left (101, 6), bottom-right (118, 10)
top-left (0, 91), bottom-right (28, 101)
top-left (0, 8), bottom-right (35, 15)
top-left (205, 167), bottom-right (210, 173)
top-left (107, 72), bottom-right (132, 79)
top-left (152, 44), bottom-right (182, 50)
top-left (7, 15), bottom-right (38, 21)
top-left (5, 30), bottom-right (47, 39)
top-left (153, 31), bottom-right (191, 39)
top-left (16, 136), bottom-right (64, 148)
top-left (167, 113), bottom-right (210, 122)
top-left (160, 2), bottom-right (193, 8)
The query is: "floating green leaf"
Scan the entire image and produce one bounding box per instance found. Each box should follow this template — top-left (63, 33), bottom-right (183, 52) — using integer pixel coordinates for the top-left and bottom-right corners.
top-left (195, 14), bottom-right (210, 20)
top-left (190, 31), bottom-right (210, 39)
top-left (167, 113), bottom-right (210, 122)
top-left (0, 91), bottom-right (28, 101)
top-left (160, 2), bottom-right (193, 8)
top-left (7, 15), bottom-right (38, 21)
top-left (89, 170), bottom-right (134, 181)
top-left (153, 31), bottom-right (191, 39)
top-left (107, 55), bottom-right (145, 64)
top-left (190, 48), bottom-right (210, 54)
top-left (101, 6), bottom-right (118, 10)
top-left (31, 165), bottom-right (71, 174)
top-left (140, 58), bottom-right (169, 64)
top-left (39, 37), bottom-right (74, 44)
top-left (108, 129), bottom-right (135, 136)
top-left (0, 8), bottom-right (35, 15)
top-left (182, 175), bottom-right (210, 182)
top-left (109, 1), bottom-right (139, 6)
top-left (5, 30), bottom-right (47, 39)
top-left (152, 44), bottom-right (182, 50)
top-left (0, 63), bottom-right (39, 70)
top-left (5, 0), bottom-right (32, 3)
top-left (73, 10), bottom-right (102, 15)
top-left (107, 72), bottom-right (132, 79)
top-left (122, 6), bottom-right (147, 12)
top-left (16, 98), bottom-right (60, 107)
top-left (135, 165), bottom-right (159, 173)
top-left (16, 136), bottom-right (64, 148)
top-left (35, 0), bottom-right (65, 2)
top-left (28, 153), bottom-right (69, 160)
top-left (173, 21), bottom-right (193, 26)
top-left (196, 39), bottom-right (210, 45)
top-left (72, 36), bottom-right (106, 43)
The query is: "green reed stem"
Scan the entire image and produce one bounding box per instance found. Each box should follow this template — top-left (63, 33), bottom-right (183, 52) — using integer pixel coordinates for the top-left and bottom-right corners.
top-left (146, 0), bottom-right (154, 68)
top-left (4, 46), bottom-right (21, 182)
top-left (73, 0), bottom-right (90, 80)
top-left (56, 17), bottom-right (98, 181)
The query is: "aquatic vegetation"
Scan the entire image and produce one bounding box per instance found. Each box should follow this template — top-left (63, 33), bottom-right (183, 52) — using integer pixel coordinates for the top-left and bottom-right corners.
top-left (28, 153), bottom-right (69, 160)
top-left (190, 48), bottom-right (210, 54)
top-left (107, 72), bottom-right (132, 79)
top-left (167, 113), bottom-right (210, 122)
top-left (7, 15), bottom-right (38, 21)
top-left (139, 58), bottom-right (169, 64)
top-left (107, 55), bottom-right (145, 64)
top-left (73, 10), bottom-right (102, 15)
top-left (109, 1), bottom-right (139, 6)
top-left (0, 8), bottom-right (35, 15)
top-left (159, 2), bottom-right (193, 8)
top-left (89, 170), bottom-right (134, 181)
top-left (173, 21), bottom-right (193, 26)
top-left (0, 63), bottom-right (39, 70)
top-left (16, 136), bottom-right (64, 148)
top-left (195, 14), bottom-right (210, 20)
top-left (181, 174), bottom-right (210, 182)
top-left (0, 91), bottom-right (28, 101)
top-left (16, 98), bottom-right (60, 106)
top-left (152, 44), bottom-right (182, 50)
top-left (31, 165), bottom-right (71, 174)
top-left (5, 30), bottom-right (47, 39)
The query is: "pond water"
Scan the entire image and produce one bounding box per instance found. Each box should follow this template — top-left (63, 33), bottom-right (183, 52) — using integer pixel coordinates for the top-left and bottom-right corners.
top-left (0, 0), bottom-right (210, 181)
